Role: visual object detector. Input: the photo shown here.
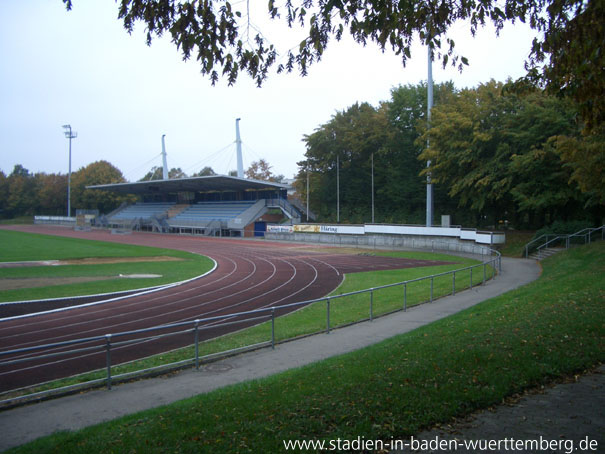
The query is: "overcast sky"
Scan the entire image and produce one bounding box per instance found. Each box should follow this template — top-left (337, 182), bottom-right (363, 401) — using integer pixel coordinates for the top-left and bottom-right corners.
top-left (0, 1), bottom-right (538, 182)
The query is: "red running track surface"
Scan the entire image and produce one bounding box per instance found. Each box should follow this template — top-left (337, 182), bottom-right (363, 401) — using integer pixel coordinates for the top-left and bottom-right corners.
top-left (0, 225), bottom-right (454, 392)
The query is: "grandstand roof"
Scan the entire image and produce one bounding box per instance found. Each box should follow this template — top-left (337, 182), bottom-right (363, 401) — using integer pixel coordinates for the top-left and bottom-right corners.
top-left (87, 175), bottom-right (289, 195)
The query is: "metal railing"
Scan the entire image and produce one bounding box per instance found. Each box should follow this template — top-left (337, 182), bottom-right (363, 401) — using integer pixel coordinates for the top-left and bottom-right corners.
top-left (525, 225), bottom-right (604, 258)
top-left (0, 249), bottom-right (501, 407)
top-left (265, 198), bottom-right (302, 221)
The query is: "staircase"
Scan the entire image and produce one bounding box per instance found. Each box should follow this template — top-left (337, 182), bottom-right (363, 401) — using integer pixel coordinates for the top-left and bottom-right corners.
top-left (166, 204), bottom-right (189, 218)
top-left (528, 247), bottom-right (565, 261)
top-left (524, 225), bottom-right (604, 260)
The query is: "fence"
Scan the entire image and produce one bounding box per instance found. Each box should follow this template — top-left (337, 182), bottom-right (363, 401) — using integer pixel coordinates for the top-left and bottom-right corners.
top-left (524, 225), bottom-right (604, 258)
top-left (0, 250), bottom-right (501, 408)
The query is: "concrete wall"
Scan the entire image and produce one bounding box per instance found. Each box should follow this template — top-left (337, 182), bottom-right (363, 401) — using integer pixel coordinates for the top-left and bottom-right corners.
top-left (265, 232), bottom-right (493, 255)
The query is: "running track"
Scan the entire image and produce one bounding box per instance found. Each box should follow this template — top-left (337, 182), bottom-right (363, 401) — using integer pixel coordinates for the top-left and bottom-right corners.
top-left (0, 225), bottom-right (454, 392)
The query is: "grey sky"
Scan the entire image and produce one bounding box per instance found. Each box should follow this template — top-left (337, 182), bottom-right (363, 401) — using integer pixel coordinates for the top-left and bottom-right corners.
top-left (0, 1), bottom-right (537, 181)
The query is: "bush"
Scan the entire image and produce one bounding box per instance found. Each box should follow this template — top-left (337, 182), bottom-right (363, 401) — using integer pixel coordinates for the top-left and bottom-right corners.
top-left (533, 220), bottom-right (593, 241)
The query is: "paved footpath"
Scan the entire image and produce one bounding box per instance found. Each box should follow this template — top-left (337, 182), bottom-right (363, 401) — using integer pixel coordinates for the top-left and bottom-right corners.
top-left (1, 257), bottom-right (541, 451)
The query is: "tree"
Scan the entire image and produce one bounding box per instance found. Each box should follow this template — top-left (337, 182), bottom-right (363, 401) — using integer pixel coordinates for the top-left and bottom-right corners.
top-left (418, 81), bottom-right (594, 227)
top-left (553, 128), bottom-right (605, 207)
top-left (296, 83), bottom-right (461, 224)
top-left (297, 102), bottom-right (395, 223)
top-left (192, 166), bottom-right (216, 177)
top-left (71, 161), bottom-right (134, 214)
top-left (140, 166), bottom-right (187, 181)
top-left (384, 82), bottom-right (458, 223)
top-left (35, 173), bottom-right (68, 216)
top-left (0, 171), bottom-right (7, 216)
top-left (523, 0), bottom-right (604, 132)
top-left (245, 159), bottom-right (282, 182)
top-left (5, 165), bottom-right (38, 217)
top-left (62, 0), bottom-right (603, 128)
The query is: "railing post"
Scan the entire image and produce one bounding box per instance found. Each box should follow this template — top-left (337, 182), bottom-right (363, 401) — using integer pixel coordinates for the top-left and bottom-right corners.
top-left (194, 320), bottom-right (200, 370)
top-left (271, 308), bottom-right (276, 349)
top-left (430, 277), bottom-right (434, 303)
top-left (470, 267), bottom-right (473, 288)
top-left (105, 334), bottom-right (112, 390)
top-left (326, 298), bottom-right (331, 334)
top-left (483, 263), bottom-right (486, 285)
top-left (403, 283), bottom-right (407, 312)
top-left (370, 289), bottom-right (374, 321)
top-left (452, 271), bottom-right (456, 295)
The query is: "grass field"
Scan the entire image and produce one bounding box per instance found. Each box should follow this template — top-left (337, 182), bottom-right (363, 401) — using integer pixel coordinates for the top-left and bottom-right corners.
top-left (6, 242), bottom-right (603, 454)
top-left (0, 230), bottom-right (215, 302)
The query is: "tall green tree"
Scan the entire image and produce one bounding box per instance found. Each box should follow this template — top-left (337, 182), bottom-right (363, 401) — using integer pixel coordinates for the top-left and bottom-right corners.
top-left (419, 81), bottom-right (593, 227)
top-left (297, 83), bottom-right (459, 224)
top-left (384, 81), bottom-right (457, 223)
top-left (298, 102), bottom-right (395, 223)
top-left (553, 128), bottom-right (605, 208)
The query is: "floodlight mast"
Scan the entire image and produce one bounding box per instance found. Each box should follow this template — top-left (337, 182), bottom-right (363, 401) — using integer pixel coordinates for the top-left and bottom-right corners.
top-left (426, 45), bottom-right (434, 227)
top-left (62, 124), bottom-right (77, 217)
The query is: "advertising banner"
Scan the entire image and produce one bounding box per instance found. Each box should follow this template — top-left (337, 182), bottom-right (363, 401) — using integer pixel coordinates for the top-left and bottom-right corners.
top-left (267, 225), bottom-right (294, 233)
top-left (320, 225), bottom-right (365, 235)
top-left (294, 224), bottom-right (320, 233)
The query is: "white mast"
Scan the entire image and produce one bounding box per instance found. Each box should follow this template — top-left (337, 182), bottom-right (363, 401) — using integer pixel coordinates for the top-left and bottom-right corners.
top-left (235, 118), bottom-right (244, 178)
top-left (161, 134), bottom-right (169, 180)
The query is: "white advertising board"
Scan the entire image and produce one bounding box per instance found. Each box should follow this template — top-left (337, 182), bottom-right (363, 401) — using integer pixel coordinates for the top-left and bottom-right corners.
top-left (319, 225), bottom-right (365, 235)
top-left (267, 225), bottom-right (294, 233)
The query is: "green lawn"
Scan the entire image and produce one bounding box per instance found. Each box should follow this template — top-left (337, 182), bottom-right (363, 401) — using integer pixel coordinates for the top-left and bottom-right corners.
top-left (0, 230), bottom-right (215, 302)
top-left (8, 243), bottom-right (603, 453)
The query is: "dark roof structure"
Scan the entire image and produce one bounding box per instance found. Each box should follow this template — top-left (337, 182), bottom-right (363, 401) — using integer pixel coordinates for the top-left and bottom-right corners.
top-left (87, 175), bottom-right (289, 195)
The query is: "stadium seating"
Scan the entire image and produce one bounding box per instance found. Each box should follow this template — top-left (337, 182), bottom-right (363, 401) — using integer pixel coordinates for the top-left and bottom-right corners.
top-left (168, 201), bottom-right (256, 227)
top-left (109, 203), bottom-right (175, 222)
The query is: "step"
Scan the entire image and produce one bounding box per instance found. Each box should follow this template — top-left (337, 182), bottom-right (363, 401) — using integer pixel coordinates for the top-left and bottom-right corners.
top-left (529, 247), bottom-right (566, 260)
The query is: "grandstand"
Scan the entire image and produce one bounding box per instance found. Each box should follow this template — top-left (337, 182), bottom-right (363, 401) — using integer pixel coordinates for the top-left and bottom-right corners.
top-left (89, 175), bottom-right (310, 237)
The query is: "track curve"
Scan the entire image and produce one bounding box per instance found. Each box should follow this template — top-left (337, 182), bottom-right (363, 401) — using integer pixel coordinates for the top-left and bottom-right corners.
top-left (0, 225), bottom-right (454, 392)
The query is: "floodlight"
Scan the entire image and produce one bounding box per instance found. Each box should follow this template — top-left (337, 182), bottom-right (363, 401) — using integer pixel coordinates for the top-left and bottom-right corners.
top-left (62, 124), bottom-right (77, 217)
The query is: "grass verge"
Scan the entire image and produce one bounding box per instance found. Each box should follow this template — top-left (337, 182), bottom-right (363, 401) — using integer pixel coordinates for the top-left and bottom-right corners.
top-left (0, 230), bottom-right (214, 302)
top-left (6, 242), bottom-right (603, 453)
